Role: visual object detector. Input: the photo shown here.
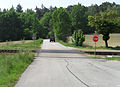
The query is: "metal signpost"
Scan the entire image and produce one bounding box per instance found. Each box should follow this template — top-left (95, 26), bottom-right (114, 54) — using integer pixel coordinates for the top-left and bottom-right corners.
top-left (93, 35), bottom-right (99, 57)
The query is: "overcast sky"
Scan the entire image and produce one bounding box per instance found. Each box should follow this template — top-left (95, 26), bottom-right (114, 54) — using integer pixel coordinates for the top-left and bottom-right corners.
top-left (0, 0), bottom-right (120, 10)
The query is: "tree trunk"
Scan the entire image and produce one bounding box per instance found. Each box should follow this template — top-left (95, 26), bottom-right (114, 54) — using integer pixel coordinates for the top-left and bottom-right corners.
top-left (105, 40), bottom-right (108, 48)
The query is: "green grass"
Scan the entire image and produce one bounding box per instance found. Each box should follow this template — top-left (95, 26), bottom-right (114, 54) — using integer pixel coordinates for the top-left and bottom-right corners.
top-left (57, 39), bottom-right (87, 48)
top-left (0, 39), bottom-right (43, 87)
top-left (0, 39), bottom-right (43, 50)
top-left (57, 39), bottom-right (112, 50)
top-left (0, 52), bottom-right (34, 87)
top-left (89, 55), bottom-right (120, 61)
top-left (106, 57), bottom-right (120, 61)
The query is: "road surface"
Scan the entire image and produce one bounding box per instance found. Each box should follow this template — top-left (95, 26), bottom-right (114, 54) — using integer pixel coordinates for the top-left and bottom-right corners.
top-left (15, 39), bottom-right (120, 87)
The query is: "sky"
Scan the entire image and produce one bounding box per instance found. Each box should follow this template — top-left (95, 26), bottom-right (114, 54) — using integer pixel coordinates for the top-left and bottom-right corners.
top-left (0, 0), bottom-right (120, 11)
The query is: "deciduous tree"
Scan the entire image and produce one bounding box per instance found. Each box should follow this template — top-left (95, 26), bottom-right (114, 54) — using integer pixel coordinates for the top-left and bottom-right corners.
top-left (71, 4), bottom-right (88, 34)
top-left (52, 7), bottom-right (71, 42)
top-left (88, 10), bottom-right (119, 48)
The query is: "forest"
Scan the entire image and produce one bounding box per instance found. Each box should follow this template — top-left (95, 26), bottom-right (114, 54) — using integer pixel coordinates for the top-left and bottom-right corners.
top-left (0, 2), bottom-right (120, 42)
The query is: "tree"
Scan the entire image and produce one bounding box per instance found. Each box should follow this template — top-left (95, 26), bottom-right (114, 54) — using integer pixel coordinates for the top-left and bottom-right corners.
top-left (71, 4), bottom-right (88, 34)
top-left (16, 4), bottom-right (23, 13)
top-left (32, 18), bottom-right (47, 39)
top-left (50, 6), bottom-right (56, 12)
top-left (99, 2), bottom-right (113, 12)
top-left (0, 7), bottom-right (23, 41)
top-left (35, 7), bottom-right (42, 20)
top-left (35, 5), bottom-right (49, 20)
top-left (72, 29), bottom-right (85, 46)
top-left (66, 5), bottom-right (73, 13)
top-left (87, 4), bottom-right (99, 16)
top-left (116, 5), bottom-right (120, 16)
top-left (40, 12), bottom-right (52, 29)
top-left (20, 10), bottom-right (34, 39)
top-left (52, 7), bottom-right (71, 42)
top-left (115, 17), bottom-right (120, 32)
top-left (88, 10), bottom-right (119, 48)
top-left (20, 9), bottom-right (47, 39)
top-left (40, 12), bottom-right (52, 38)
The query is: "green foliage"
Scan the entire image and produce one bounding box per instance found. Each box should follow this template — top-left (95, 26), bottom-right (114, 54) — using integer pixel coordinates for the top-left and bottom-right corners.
top-left (35, 5), bottom-right (49, 20)
top-left (72, 29), bottom-right (85, 46)
top-left (88, 10), bottom-right (119, 48)
top-left (0, 52), bottom-right (34, 87)
top-left (115, 17), bottom-right (120, 32)
top-left (0, 2), bottom-right (120, 42)
top-left (66, 5), bottom-right (73, 14)
top-left (87, 4), bottom-right (99, 16)
top-left (20, 9), bottom-right (46, 39)
top-left (0, 8), bottom-right (24, 41)
top-left (16, 4), bottom-right (23, 13)
top-left (52, 7), bottom-right (71, 42)
top-left (71, 4), bottom-right (88, 34)
top-left (40, 12), bottom-right (52, 38)
top-left (99, 2), bottom-right (116, 12)
top-left (40, 12), bottom-right (52, 27)
top-left (0, 5), bottom-right (48, 42)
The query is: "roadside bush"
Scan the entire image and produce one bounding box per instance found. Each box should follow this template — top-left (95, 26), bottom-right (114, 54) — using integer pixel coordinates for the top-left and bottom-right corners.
top-left (72, 29), bottom-right (85, 46)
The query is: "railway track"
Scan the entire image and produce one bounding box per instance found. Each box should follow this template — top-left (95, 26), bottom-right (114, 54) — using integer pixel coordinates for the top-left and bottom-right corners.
top-left (0, 50), bottom-right (37, 53)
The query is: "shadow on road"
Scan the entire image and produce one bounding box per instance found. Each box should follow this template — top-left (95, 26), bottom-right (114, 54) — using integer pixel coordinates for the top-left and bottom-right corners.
top-left (40, 49), bottom-right (82, 54)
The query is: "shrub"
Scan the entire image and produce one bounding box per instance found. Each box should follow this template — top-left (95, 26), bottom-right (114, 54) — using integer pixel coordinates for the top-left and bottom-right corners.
top-left (72, 29), bottom-right (85, 46)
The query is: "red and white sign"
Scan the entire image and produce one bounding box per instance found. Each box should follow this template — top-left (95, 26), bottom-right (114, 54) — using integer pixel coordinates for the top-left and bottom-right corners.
top-left (93, 36), bottom-right (98, 42)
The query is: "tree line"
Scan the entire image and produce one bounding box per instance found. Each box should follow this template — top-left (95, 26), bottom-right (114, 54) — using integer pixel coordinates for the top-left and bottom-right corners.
top-left (0, 2), bottom-right (120, 47)
top-left (0, 4), bottom-right (48, 42)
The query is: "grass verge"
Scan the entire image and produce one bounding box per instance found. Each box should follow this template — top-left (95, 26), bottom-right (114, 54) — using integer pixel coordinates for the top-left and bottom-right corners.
top-left (106, 56), bottom-right (120, 61)
top-left (0, 39), bottom-right (43, 87)
top-left (57, 39), bottom-right (115, 50)
top-left (90, 55), bottom-right (120, 61)
top-left (0, 38), bottom-right (43, 50)
top-left (0, 52), bottom-right (34, 87)
top-left (57, 39), bottom-right (88, 49)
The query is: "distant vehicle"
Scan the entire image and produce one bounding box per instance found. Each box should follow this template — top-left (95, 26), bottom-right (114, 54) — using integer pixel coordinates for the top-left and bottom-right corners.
top-left (50, 36), bottom-right (55, 42)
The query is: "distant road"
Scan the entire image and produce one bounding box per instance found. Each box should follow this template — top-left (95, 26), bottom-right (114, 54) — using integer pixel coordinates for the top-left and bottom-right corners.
top-left (15, 39), bottom-right (120, 87)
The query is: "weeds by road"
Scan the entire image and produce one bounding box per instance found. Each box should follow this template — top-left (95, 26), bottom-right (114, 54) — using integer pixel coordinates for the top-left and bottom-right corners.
top-left (0, 52), bottom-right (34, 87)
top-left (0, 39), bottom-right (43, 87)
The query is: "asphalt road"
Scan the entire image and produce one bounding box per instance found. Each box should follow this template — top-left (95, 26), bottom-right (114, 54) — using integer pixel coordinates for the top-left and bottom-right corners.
top-left (15, 39), bottom-right (120, 87)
